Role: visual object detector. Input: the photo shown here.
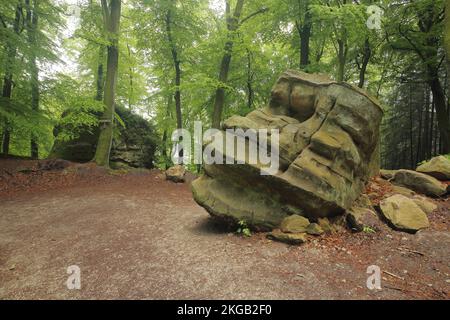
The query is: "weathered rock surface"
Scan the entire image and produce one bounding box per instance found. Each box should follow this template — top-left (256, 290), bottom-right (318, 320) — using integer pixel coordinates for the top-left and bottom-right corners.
top-left (280, 215), bottom-right (310, 233)
top-left (165, 165), bottom-right (186, 183)
top-left (412, 196), bottom-right (437, 215)
top-left (416, 155), bottom-right (450, 181)
top-left (390, 170), bottom-right (447, 198)
top-left (346, 206), bottom-right (379, 232)
top-left (317, 218), bottom-right (334, 234)
top-left (267, 230), bottom-right (307, 245)
top-left (379, 195), bottom-right (430, 233)
top-left (390, 185), bottom-right (416, 197)
top-left (306, 223), bottom-right (324, 236)
top-left (380, 169), bottom-right (397, 180)
top-left (192, 70), bottom-right (383, 229)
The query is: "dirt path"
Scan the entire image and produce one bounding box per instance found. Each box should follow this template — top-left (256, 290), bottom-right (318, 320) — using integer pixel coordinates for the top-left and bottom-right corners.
top-left (0, 163), bottom-right (449, 299)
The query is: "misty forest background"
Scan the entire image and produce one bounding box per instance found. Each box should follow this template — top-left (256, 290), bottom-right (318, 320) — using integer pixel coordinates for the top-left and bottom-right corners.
top-left (0, 0), bottom-right (449, 170)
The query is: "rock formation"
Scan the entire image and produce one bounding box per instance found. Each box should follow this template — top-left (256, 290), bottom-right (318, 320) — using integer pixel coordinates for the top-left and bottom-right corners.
top-left (192, 70), bottom-right (383, 229)
top-left (50, 105), bottom-right (157, 169)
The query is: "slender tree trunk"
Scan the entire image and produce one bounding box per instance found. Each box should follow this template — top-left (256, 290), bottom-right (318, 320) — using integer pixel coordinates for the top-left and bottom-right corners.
top-left (428, 76), bottom-right (450, 153)
top-left (211, 0), bottom-right (245, 129)
top-left (445, 0), bottom-right (450, 81)
top-left (165, 8), bottom-right (182, 130)
top-left (2, 1), bottom-right (22, 155)
top-left (409, 85), bottom-right (414, 168)
top-left (162, 94), bottom-right (173, 169)
top-left (416, 97), bottom-right (423, 162)
top-left (358, 38), bottom-right (371, 88)
top-left (96, 45), bottom-right (105, 101)
top-left (430, 100), bottom-right (435, 158)
top-left (337, 38), bottom-right (347, 82)
top-left (126, 43), bottom-right (134, 110)
top-left (296, 0), bottom-right (311, 70)
top-left (26, 0), bottom-right (39, 160)
top-left (94, 0), bottom-right (121, 167)
top-left (423, 88), bottom-right (430, 159)
top-left (2, 3), bottom-right (22, 155)
top-left (246, 49), bottom-right (254, 109)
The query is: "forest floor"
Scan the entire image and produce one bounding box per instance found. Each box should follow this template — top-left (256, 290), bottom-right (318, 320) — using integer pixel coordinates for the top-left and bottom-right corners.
top-left (0, 158), bottom-right (449, 300)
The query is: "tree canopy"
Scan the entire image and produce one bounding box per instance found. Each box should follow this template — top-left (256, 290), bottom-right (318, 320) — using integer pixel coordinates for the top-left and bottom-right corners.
top-left (0, 0), bottom-right (448, 170)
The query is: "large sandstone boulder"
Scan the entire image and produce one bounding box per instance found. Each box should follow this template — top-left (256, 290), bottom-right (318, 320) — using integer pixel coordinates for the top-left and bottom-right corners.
top-left (192, 70), bottom-right (383, 229)
top-left (379, 195), bottom-right (430, 233)
top-left (416, 155), bottom-right (450, 181)
top-left (390, 169), bottom-right (447, 198)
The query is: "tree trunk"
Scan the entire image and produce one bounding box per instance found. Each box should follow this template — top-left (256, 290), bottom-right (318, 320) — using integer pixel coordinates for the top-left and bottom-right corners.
top-left (430, 100), bottom-right (435, 158)
top-left (297, 0), bottom-right (311, 70)
top-left (96, 45), bottom-right (105, 101)
top-left (26, 0), bottom-right (40, 160)
top-left (428, 76), bottom-right (450, 153)
top-left (94, 0), bottom-right (121, 167)
top-left (358, 38), bottom-right (371, 88)
top-left (445, 0), bottom-right (450, 79)
top-left (165, 8), bottom-right (182, 130)
top-left (2, 3), bottom-right (22, 155)
top-left (337, 38), bottom-right (347, 82)
top-left (211, 0), bottom-right (245, 129)
top-left (162, 94), bottom-right (173, 169)
top-left (246, 49), bottom-right (254, 109)
top-left (126, 43), bottom-right (134, 110)
top-left (423, 91), bottom-right (430, 160)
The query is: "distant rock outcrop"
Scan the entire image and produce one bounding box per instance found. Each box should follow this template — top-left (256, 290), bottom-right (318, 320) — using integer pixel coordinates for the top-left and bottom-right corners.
top-left (50, 106), bottom-right (157, 169)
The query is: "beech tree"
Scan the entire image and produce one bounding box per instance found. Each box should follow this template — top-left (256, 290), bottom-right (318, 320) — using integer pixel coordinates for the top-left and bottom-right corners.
top-left (94, 0), bottom-right (122, 167)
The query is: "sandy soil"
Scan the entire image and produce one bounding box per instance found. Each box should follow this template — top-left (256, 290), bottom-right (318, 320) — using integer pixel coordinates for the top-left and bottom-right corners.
top-left (0, 159), bottom-right (449, 300)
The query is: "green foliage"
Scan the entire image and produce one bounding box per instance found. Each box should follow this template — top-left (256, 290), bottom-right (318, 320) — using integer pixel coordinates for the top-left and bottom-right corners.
top-left (363, 226), bottom-right (376, 234)
top-left (0, 0), bottom-right (446, 172)
top-left (236, 220), bottom-right (252, 237)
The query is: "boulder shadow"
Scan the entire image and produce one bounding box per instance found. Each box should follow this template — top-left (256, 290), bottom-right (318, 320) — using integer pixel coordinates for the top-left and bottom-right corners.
top-left (192, 216), bottom-right (235, 235)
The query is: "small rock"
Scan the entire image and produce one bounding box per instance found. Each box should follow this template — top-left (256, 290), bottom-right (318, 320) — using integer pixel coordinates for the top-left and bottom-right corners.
top-left (306, 223), bottom-right (324, 236)
top-left (280, 215), bottom-right (310, 233)
top-left (379, 194), bottom-right (430, 233)
top-left (346, 206), bottom-right (379, 232)
top-left (412, 196), bottom-right (438, 215)
top-left (317, 218), bottom-right (334, 234)
top-left (165, 165), bottom-right (186, 183)
top-left (266, 230), bottom-right (307, 245)
top-left (416, 155), bottom-right (450, 181)
top-left (391, 185), bottom-right (416, 197)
